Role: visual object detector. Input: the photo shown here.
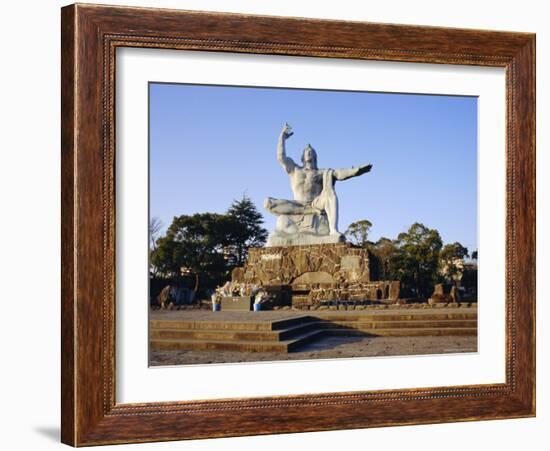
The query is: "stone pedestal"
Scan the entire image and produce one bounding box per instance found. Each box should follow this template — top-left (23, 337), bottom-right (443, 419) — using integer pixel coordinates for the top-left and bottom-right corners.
top-left (220, 296), bottom-right (253, 311)
top-left (267, 212), bottom-right (343, 246)
top-left (231, 243), bottom-right (399, 307)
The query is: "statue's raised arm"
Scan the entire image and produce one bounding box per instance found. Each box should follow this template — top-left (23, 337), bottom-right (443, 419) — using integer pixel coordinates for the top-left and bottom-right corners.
top-left (334, 163), bottom-right (373, 181)
top-left (277, 123), bottom-right (297, 174)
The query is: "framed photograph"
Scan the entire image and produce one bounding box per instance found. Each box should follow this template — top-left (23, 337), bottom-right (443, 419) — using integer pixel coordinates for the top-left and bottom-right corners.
top-left (61, 3), bottom-right (535, 446)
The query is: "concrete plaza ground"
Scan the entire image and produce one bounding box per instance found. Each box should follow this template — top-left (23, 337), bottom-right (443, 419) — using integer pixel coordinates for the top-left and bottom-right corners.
top-left (150, 335), bottom-right (477, 366)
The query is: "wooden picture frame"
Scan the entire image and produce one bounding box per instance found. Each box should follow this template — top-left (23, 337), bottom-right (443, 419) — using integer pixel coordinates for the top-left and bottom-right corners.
top-left (61, 3), bottom-right (535, 446)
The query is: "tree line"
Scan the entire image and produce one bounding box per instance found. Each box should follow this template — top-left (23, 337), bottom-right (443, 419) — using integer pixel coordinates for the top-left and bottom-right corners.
top-left (150, 195), bottom-right (268, 296)
top-left (345, 219), bottom-right (475, 299)
top-left (150, 199), bottom-right (476, 301)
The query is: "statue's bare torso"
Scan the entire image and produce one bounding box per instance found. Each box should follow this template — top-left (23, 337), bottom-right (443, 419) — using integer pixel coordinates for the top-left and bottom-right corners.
top-left (290, 168), bottom-right (324, 203)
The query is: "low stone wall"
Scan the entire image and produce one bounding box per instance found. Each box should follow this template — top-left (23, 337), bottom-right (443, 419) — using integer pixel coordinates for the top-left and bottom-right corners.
top-left (306, 281), bottom-right (401, 305)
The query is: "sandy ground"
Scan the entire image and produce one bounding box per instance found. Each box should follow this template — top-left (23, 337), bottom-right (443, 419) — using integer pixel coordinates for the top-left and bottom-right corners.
top-left (150, 335), bottom-right (477, 366)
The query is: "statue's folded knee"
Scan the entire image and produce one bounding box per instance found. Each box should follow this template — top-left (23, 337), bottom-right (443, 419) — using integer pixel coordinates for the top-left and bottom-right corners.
top-left (263, 197), bottom-right (274, 210)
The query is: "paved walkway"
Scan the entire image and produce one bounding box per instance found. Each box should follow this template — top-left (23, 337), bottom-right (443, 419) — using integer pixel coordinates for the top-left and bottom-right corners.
top-left (150, 306), bottom-right (477, 323)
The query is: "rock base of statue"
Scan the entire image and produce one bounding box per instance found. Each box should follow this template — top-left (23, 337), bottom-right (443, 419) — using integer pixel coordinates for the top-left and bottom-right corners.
top-left (231, 243), bottom-right (400, 308)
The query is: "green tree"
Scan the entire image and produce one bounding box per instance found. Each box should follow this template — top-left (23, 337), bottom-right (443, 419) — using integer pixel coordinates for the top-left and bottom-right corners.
top-left (345, 219), bottom-right (373, 247)
top-left (226, 195), bottom-right (268, 266)
top-left (371, 237), bottom-right (398, 280)
top-left (391, 223), bottom-right (443, 298)
top-left (152, 213), bottom-right (237, 293)
top-left (439, 242), bottom-right (469, 286)
top-left (148, 217), bottom-right (163, 277)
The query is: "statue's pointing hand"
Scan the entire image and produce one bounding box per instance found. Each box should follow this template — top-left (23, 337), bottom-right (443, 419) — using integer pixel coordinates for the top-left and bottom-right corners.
top-left (281, 122), bottom-right (294, 139)
top-left (356, 164), bottom-right (373, 176)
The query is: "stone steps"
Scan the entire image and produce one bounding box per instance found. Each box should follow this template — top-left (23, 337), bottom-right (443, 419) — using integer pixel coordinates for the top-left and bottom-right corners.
top-left (319, 319), bottom-right (476, 329)
top-left (151, 330), bottom-right (324, 353)
top-left (150, 310), bottom-right (478, 353)
top-left (150, 327), bottom-right (476, 353)
top-left (150, 321), bottom-right (319, 342)
top-left (150, 315), bottom-right (314, 332)
top-left (150, 319), bottom-right (476, 341)
top-left (313, 312), bottom-right (477, 322)
top-left (322, 327), bottom-right (477, 337)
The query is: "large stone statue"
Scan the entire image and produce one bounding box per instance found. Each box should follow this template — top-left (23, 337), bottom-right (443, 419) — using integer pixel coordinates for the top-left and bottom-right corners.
top-left (264, 123), bottom-right (373, 246)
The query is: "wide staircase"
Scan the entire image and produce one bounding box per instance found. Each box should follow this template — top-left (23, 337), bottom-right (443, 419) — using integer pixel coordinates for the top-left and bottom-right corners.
top-left (150, 309), bottom-right (477, 353)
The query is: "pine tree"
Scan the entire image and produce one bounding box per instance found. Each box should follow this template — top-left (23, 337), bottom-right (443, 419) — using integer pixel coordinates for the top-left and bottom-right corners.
top-left (226, 195), bottom-right (268, 266)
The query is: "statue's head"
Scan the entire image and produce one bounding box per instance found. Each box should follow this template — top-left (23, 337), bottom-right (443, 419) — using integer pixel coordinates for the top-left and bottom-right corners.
top-left (301, 144), bottom-right (318, 169)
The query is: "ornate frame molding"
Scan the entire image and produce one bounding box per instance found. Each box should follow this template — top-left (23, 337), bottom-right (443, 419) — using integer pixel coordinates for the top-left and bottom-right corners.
top-left (61, 4), bottom-right (535, 446)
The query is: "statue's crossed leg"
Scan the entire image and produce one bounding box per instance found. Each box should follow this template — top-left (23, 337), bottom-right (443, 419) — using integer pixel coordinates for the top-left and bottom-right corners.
top-left (264, 187), bottom-right (341, 238)
top-left (264, 197), bottom-right (313, 215)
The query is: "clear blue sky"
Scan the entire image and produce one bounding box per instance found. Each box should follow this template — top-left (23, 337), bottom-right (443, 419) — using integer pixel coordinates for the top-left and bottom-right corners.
top-left (149, 83), bottom-right (477, 252)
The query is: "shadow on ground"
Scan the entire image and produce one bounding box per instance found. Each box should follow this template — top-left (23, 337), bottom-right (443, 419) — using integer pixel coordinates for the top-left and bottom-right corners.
top-left (34, 426), bottom-right (59, 443)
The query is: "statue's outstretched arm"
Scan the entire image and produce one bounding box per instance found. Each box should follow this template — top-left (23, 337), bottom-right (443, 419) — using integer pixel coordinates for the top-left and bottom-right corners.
top-left (334, 163), bottom-right (373, 181)
top-left (277, 123), bottom-right (297, 174)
